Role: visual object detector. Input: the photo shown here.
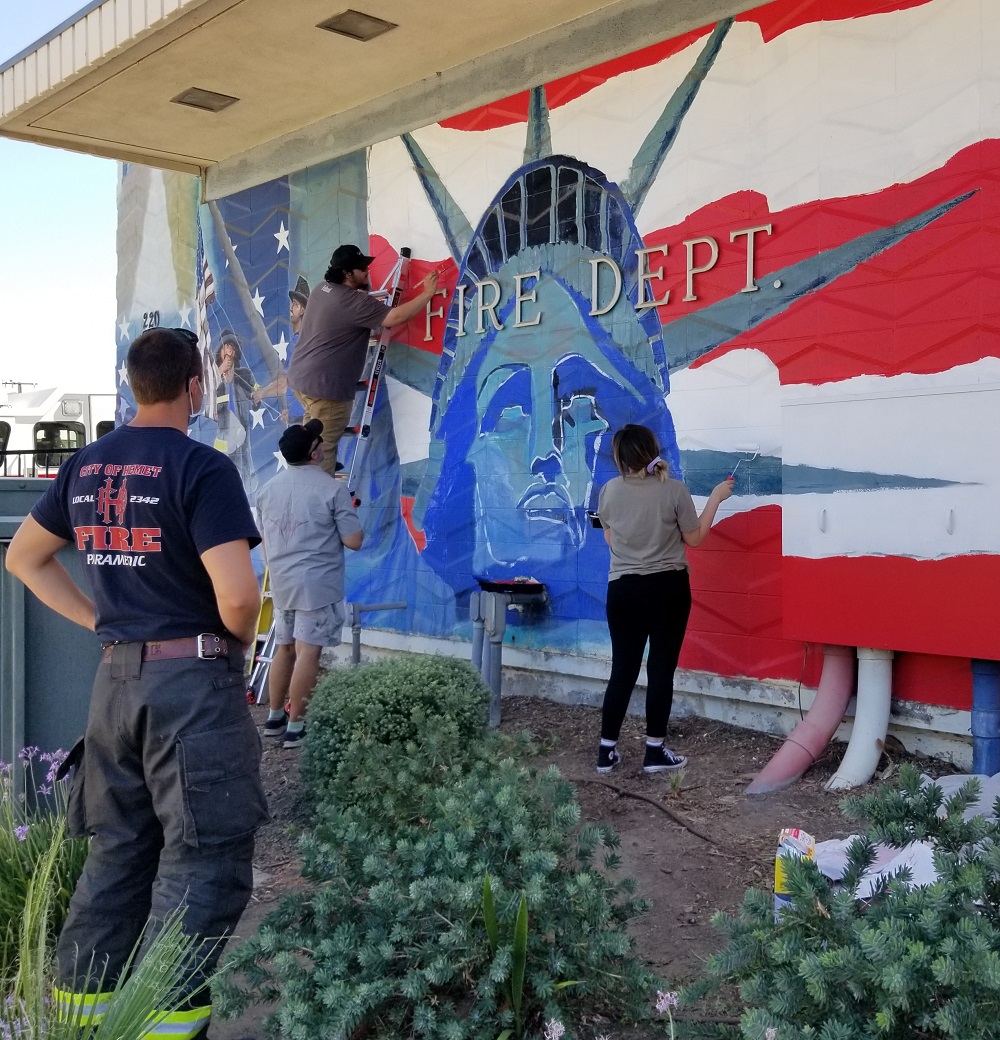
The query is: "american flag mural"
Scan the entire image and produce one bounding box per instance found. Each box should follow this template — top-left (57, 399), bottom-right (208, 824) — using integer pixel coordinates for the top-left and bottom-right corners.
top-left (114, 0), bottom-right (1000, 709)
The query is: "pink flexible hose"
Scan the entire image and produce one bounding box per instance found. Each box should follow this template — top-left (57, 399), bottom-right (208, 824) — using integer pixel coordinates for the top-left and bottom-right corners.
top-left (745, 644), bottom-right (856, 795)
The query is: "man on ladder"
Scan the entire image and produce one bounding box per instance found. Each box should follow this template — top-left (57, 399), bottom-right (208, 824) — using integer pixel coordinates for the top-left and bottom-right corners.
top-left (286, 243), bottom-right (439, 478)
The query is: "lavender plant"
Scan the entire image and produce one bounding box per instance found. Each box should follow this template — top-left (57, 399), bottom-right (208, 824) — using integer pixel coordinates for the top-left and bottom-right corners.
top-left (0, 748), bottom-right (87, 977)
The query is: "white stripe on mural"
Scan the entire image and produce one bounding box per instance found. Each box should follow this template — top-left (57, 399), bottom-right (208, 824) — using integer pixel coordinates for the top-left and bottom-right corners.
top-left (783, 484), bottom-right (1000, 560)
top-left (781, 358), bottom-right (1000, 484)
top-left (782, 358), bottom-right (1000, 559)
top-left (667, 349), bottom-right (781, 456)
top-left (574, 0), bottom-right (995, 232)
top-left (373, 0), bottom-right (995, 254)
top-left (369, 122), bottom-right (527, 261)
top-left (385, 375), bottom-right (431, 464)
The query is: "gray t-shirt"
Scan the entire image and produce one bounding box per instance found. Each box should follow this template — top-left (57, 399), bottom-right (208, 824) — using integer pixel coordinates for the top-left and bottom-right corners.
top-left (286, 281), bottom-right (389, 401)
top-left (598, 474), bottom-right (700, 580)
top-left (255, 464), bottom-right (362, 611)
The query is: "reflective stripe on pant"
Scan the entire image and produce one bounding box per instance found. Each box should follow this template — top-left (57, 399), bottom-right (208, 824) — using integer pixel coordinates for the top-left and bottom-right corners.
top-left (292, 392), bottom-right (353, 477)
top-left (54, 986), bottom-right (114, 1022)
top-left (53, 987), bottom-right (210, 1038)
top-left (56, 640), bottom-right (269, 1023)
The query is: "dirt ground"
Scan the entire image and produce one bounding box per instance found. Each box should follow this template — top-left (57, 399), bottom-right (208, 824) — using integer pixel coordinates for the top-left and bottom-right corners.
top-left (215, 693), bottom-right (950, 1039)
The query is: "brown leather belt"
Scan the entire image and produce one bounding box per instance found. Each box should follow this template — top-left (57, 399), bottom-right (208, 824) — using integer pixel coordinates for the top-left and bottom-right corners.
top-left (101, 634), bottom-right (230, 663)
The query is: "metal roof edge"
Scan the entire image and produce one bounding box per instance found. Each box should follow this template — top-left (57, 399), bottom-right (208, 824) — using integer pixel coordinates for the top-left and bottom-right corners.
top-left (0, 0), bottom-right (107, 75)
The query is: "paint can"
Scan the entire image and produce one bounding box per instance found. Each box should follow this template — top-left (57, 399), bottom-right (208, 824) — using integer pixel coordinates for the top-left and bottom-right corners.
top-left (774, 827), bottom-right (815, 918)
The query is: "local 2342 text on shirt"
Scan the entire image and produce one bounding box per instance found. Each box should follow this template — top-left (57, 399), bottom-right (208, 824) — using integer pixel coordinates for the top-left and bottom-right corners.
top-left (31, 424), bottom-right (260, 643)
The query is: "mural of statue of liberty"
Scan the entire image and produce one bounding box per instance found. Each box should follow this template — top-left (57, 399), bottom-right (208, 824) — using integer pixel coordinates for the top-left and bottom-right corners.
top-left (347, 16), bottom-right (966, 648)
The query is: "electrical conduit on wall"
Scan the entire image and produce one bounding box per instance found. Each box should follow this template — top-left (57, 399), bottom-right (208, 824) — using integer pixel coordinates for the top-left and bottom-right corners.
top-left (971, 659), bottom-right (1000, 775)
top-left (745, 644), bottom-right (855, 795)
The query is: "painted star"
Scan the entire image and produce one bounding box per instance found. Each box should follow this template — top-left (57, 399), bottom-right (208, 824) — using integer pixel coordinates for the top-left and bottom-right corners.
top-left (274, 221), bottom-right (290, 254)
top-left (273, 450), bottom-right (288, 471)
top-left (225, 242), bottom-right (237, 269)
top-left (252, 288), bottom-right (265, 317)
top-left (118, 360), bottom-right (129, 386)
top-left (251, 406), bottom-right (266, 429)
top-left (274, 333), bottom-right (289, 363)
top-left (118, 396), bottom-right (130, 422)
top-left (118, 316), bottom-right (130, 341)
top-left (177, 302), bottom-right (193, 328)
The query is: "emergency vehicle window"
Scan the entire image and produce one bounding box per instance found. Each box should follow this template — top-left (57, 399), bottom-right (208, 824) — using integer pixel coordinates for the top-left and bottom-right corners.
top-left (34, 422), bottom-right (86, 472)
top-left (34, 422), bottom-right (86, 452)
top-left (95, 420), bottom-right (115, 439)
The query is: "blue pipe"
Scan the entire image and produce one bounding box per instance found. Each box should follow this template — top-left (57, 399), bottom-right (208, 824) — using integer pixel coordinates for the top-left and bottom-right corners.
top-left (971, 659), bottom-right (1000, 775)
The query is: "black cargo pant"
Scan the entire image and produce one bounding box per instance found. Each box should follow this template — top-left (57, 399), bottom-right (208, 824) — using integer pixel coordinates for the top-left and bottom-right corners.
top-left (55, 639), bottom-right (269, 1037)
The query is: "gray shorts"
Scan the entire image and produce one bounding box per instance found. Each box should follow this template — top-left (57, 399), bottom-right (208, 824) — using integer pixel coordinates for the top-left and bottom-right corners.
top-left (274, 602), bottom-right (345, 648)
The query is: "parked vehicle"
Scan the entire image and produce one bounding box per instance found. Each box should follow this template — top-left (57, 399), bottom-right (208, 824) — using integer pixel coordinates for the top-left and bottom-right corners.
top-left (0, 384), bottom-right (116, 478)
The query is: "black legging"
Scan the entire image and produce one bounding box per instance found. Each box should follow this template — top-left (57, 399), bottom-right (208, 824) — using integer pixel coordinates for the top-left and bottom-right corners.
top-left (600, 569), bottom-right (692, 742)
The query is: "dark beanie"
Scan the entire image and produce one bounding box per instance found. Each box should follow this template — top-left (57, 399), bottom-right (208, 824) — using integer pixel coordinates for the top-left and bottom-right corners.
top-left (278, 419), bottom-right (323, 465)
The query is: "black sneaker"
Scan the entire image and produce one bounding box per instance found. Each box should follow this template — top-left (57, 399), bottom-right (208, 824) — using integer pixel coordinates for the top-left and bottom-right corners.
top-left (263, 711), bottom-right (288, 739)
top-left (596, 745), bottom-right (622, 774)
top-left (643, 744), bottom-right (687, 773)
top-left (283, 726), bottom-right (306, 750)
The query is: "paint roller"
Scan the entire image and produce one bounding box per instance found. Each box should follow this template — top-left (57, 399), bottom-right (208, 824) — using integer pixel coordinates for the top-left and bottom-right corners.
top-left (729, 444), bottom-right (760, 480)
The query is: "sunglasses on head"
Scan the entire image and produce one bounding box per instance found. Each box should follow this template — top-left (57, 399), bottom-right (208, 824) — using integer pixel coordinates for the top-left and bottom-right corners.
top-left (169, 328), bottom-right (199, 347)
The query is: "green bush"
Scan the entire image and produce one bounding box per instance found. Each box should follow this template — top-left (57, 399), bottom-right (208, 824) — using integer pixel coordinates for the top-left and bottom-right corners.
top-left (690, 763), bottom-right (1000, 1039)
top-left (216, 759), bottom-right (656, 1039)
top-left (301, 655), bottom-right (490, 812)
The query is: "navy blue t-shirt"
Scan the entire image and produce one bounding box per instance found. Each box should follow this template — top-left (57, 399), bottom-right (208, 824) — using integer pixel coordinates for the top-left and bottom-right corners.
top-left (31, 424), bottom-right (260, 643)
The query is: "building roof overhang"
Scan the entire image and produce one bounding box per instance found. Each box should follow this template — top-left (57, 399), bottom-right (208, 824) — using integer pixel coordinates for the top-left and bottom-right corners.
top-left (1, 0), bottom-right (755, 199)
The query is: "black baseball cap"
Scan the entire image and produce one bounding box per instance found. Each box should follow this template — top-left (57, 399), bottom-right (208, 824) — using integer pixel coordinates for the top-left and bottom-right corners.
top-left (329, 243), bottom-right (375, 271)
top-left (278, 419), bottom-right (323, 465)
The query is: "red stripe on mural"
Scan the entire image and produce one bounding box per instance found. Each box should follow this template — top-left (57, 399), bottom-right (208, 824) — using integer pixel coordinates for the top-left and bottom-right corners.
top-left (686, 509), bottom-right (980, 706)
top-left (680, 506), bottom-right (822, 684)
top-left (783, 554), bottom-right (1000, 667)
top-left (645, 139), bottom-right (1000, 384)
top-left (400, 496), bottom-right (427, 552)
top-left (368, 234), bottom-right (456, 355)
top-left (744, 0), bottom-right (932, 43)
top-left (440, 0), bottom-right (933, 132)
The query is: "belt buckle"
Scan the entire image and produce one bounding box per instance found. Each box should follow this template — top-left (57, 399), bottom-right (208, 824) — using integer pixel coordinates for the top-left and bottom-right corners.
top-left (197, 634), bottom-right (221, 659)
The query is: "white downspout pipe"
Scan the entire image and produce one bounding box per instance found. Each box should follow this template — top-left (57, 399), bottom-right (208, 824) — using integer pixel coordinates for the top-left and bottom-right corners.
top-left (825, 647), bottom-right (894, 791)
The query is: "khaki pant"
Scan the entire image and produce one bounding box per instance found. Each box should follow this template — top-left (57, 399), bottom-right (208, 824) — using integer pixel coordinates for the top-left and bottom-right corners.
top-left (293, 393), bottom-right (353, 478)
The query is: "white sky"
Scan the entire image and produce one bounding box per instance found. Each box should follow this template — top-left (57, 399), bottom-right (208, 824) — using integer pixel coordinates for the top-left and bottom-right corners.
top-left (0, 1), bottom-right (118, 395)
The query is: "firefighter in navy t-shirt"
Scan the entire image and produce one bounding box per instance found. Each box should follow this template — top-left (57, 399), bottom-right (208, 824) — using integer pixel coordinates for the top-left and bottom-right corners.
top-left (5, 327), bottom-right (268, 1040)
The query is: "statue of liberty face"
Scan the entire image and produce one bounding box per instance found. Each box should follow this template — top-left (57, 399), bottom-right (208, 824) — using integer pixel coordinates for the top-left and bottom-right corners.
top-left (416, 156), bottom-right (675, 585)
top-left (468, 269), bottom-right (662, 571)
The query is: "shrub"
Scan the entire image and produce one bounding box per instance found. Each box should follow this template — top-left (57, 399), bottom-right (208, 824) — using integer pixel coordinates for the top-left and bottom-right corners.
top-left (690, 763), bottom-right (1000, 1039)
top-left (301, 655), bottom-right (490, 812)
top-left (0, 748), bottom-right (88, 977)
top-left (216, 759), bottom-right (656, 1038)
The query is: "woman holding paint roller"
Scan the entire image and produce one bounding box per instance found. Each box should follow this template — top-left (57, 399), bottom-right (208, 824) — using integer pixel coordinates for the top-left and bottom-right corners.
top-left (595, 424), bottom-right (733, 774)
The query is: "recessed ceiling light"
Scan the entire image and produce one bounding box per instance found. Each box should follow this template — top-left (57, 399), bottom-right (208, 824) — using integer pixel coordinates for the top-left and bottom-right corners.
top-left (317, 9), bottom-right (397, 42)
top-left (170, 87), bottom-right (240, 113)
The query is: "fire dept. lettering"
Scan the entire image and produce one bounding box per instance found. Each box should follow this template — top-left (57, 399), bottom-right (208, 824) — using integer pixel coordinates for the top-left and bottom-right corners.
top-left (74, 527), bottom-right (162, 552)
